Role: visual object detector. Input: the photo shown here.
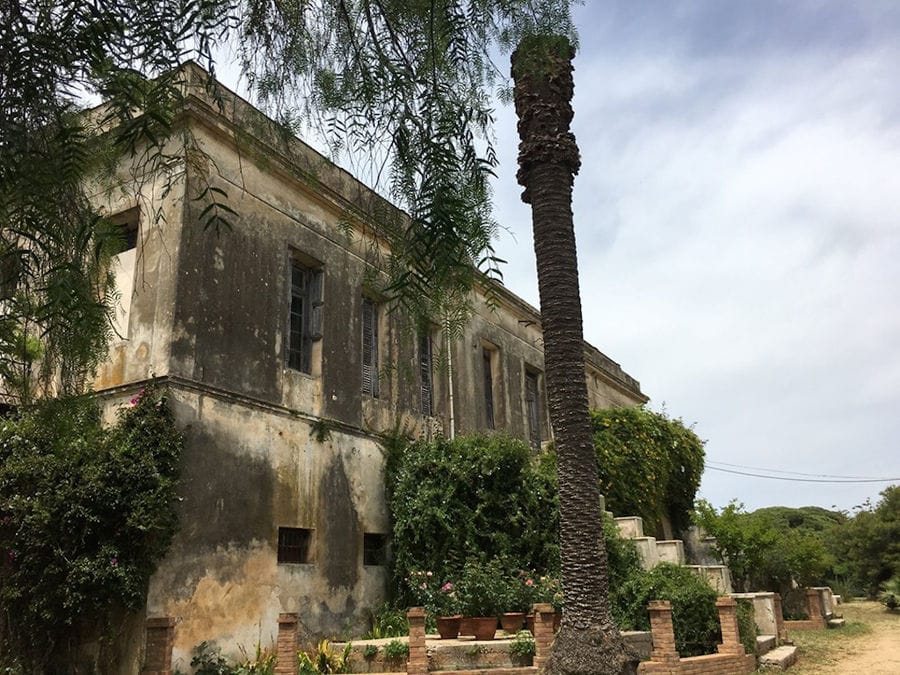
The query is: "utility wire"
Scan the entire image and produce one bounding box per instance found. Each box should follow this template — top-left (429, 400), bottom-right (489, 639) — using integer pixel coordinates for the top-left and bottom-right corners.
top-left (706, 459), bottom-right (890, 480)
top-left (706, 465), bottom-right (900, 483)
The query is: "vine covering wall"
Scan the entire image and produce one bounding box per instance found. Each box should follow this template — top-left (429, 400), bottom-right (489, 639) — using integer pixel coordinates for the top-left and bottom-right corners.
top-left (0, 388), bottom-right (183, 672)
top-left (591, 406), bottom-right (705, 537)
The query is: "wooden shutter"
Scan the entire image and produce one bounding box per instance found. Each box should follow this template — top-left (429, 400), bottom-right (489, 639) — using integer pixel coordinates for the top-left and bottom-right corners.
top-left (362, 298), bottom-right (379, 397)
top-left (419, 333), bottom-right (433, 416)
top-left (483, 348), bottom-right (495, 429)
top-left (526, 371), bottom-right (541, 450)
top-left (308, 269), bottom-right (324, 340)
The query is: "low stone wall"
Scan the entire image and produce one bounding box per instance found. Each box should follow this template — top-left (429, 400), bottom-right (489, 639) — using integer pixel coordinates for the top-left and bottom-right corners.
top-left (140, 605), bottom-right (653, 673)
top-left (637, 598), bottom-right (755, 675)
top-left (783, 589), bottom-right (826, 631)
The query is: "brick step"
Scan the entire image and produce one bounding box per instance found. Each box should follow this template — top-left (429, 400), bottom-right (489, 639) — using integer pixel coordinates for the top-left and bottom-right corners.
top-left (759, 645), bottom-right (798, 670)
top-left (827, 618), bottom-right (845, 629)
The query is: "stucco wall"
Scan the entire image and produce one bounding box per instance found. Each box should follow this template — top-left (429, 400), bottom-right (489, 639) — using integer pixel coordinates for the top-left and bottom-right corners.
top-left (88, 66), bottom-right (649, 665)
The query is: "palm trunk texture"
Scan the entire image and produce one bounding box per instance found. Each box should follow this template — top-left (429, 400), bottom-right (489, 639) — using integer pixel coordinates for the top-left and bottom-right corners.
top-left (512, 36), bottom-right (638, 675)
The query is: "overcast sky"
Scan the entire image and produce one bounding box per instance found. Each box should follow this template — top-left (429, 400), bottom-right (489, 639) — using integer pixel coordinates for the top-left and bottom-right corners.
top-left (487, 1), bottom-right (900, 513)
top-left (218, 2), bottom-right (900, 514)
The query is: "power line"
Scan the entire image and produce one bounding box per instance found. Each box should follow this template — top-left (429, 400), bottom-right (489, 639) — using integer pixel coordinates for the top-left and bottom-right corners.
top-left (706, 460), bottom-right (890, 480)
top-left (706, 465), bottom-right (900, 484)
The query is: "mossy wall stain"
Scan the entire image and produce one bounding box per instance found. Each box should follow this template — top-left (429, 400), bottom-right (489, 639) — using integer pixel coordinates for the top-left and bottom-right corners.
top-left (318, 454), bottom-right (361, 590)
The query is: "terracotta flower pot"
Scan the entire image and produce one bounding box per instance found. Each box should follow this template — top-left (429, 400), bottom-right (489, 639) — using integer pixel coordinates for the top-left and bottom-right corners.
top-left (470, 616), bottom-right (498, 640)
top-left (436, 614), bottom-right (462, 639)
top-left (458, 616), bottom-right (475, 637)
top-left (500, 612), bottom-right (525, 634)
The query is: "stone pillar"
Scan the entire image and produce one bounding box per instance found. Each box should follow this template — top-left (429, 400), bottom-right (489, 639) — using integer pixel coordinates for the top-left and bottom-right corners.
top-left (142, 617), bottom-right (175, 675)
top-left (806, 589), bottom-right (825, 628)
top-left (532, 603), bottom-right (556, 669)
top-left (275, 613), bottom-right (299, 675)
top-left (716, 597), bottom-right (744, 655)
top-left (407, 607), bottom-right (427, 675)
top-left (773, 593), bottom-right (788, 643)
top-left (647, 600), bottom-right (679, 664)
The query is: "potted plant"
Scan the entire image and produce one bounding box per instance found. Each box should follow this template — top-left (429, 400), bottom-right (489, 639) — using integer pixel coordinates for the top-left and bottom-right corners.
top-left (500, 573), bottom-right (533, 634)
top-left (509, 630), bottom-right (536, 666)
top-left (534, 575), bottom-right (563, 632)
top-left (435, 580), bottom-right (462, 639)
top-left (457, 558), bottom-right (506, 640)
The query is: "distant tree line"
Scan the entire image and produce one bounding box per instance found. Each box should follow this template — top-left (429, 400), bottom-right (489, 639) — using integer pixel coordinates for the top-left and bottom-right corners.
top-left (695, 485), bottom-right (900, 602)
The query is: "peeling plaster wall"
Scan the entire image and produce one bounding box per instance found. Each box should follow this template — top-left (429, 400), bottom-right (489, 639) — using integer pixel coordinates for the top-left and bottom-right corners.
top-left (88, 68), bottom-right (648, 667)
top-left (89, 148), bottom-right (186, 391)
top-left (144, 388), bottom-right (389, 668)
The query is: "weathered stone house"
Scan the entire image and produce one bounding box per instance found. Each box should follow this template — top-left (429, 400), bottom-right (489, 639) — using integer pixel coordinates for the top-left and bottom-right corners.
top-left (90, 64), bottom-right (647, 667)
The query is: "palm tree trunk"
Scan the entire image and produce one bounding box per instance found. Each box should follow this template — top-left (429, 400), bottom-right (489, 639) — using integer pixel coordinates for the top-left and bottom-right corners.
top-left (512, 35), bottom-right (637, 675)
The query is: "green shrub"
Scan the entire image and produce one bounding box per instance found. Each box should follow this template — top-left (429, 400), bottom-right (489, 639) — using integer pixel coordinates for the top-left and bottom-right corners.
top-left (736, 600), bottom-right (758, 654)
top-left (509, 630), bottom-right (536, 657)
top-left (191, 641), bottom-right (233, 675)
top-left (880, 576), bottom-right (900, 611)
top-left (385, 434), bottom-right (557, 605)
top-left (382, 639), bottom-right (409, 660)
top-left (297, 640), bottom-right (352, 674)
top-left (457, 557), bottom-right (509, 617)
top-left (362, 644), bottom-right (379, 659)
top-left (0, 389), bottom-right (183, 669)
top-left (614, 563), bottom-right (721, 657)
top-left (364, 603), bottom-right (409, 638)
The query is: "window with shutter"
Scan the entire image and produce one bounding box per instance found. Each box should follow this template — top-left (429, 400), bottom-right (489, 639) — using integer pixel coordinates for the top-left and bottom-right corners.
top-left (419, 332), bottom-right (433, 416)
top-left (287, 261), bottom-right (323, 374)
top-left (525, 370), bottom-right (541, 450)
top-left (361, 298), bottom-right (379, 397)
top-left (483, 347), bottom-right (495, 429)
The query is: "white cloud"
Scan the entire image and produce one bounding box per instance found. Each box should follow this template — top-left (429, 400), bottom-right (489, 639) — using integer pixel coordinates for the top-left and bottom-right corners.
top-left (491, 4), bottom-right (900, 511)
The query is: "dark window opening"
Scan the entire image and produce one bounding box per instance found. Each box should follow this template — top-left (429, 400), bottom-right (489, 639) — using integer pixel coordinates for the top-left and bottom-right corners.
top-left (277, 527), bottom-right (312, 564)
top-left (109, 207), bottom-right (140, 253)
top-left (364, 533), bottom-right (388, 566)
top-left (361, 298), bottom-right (379, 397)
top-left (419, 333), bottom-right (433, 416)
top-left (483, 347), bottom-right (495, 429)
top-left (525, 370), bottom-right (541, 450)
top-left (287, 261), bottom-right (323, 374)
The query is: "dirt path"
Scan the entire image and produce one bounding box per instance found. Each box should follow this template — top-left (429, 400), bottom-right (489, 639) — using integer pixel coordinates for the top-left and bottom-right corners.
top-left (787, 601), bottom-right (900, 674)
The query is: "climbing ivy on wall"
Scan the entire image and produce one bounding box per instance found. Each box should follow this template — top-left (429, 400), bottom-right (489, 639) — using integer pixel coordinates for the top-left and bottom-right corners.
top-left (0, 388), bottom-right (183, 672)
top-left (591, 406), bottom-right (705, 537)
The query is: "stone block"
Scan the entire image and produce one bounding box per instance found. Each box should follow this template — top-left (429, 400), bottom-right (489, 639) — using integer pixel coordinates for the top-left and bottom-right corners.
top-left (656, 540), bottom-right (685, 565)
top-left (759, 645), bottom-right (798, 670)
top-left (634, 537), bottom-right (659, 570)
top-left (755, 635), bottom-right (776, 655)
top-left (615, 516), bottom-right (645, 539)
top-left (685, 565), bottom-right (732, 593)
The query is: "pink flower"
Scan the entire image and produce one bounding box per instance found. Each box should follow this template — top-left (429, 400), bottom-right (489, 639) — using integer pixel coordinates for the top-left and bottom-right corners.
top-left (525, 579), bottom-right (534, 587)
top-left (110, 557), bottom-right (118, 566)
top-left (441, 582), bottom-right (453, 592)
top-left (420, 583), bottom-right (427, 590)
